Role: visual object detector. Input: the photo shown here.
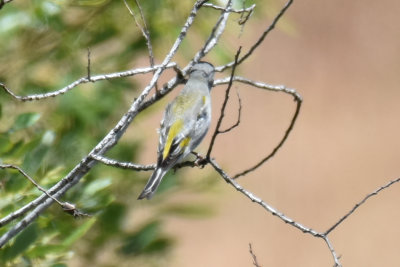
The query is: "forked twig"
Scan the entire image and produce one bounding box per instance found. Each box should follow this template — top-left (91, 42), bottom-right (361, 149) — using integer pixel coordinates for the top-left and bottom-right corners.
top-left (219, 88), bottom-right (242, 134)
top-left (216, 0), bottom-right (293, 72)
top-left (0, 164), bottom-right (89, 218)
top-left (206, 47), bottom-right (241, 159)
top-left (123, 0), bottom-right (157, 90)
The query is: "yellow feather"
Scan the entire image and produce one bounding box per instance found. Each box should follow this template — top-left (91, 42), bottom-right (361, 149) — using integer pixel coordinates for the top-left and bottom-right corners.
top-left (180, 137), bottom-right (191, 148)
top-left (163, 119), bottom-right (183, 160)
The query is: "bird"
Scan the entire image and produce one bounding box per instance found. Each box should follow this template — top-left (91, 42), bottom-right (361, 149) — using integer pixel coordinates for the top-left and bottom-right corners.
top-left (138, 62), bottom-right (215, 200)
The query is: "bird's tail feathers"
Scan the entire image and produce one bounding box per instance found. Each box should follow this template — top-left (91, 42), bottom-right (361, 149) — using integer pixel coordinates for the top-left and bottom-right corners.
top-left (137, 168), bottom-right (167, 200)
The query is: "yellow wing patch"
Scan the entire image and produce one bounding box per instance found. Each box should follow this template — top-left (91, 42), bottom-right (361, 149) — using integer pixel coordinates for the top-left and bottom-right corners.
top-left (180, 137), bottom-right (191, 148)
top-left (163, 119), bottom-right (183, 160)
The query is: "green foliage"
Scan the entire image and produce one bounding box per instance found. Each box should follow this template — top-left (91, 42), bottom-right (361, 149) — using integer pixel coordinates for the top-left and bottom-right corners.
top-left (0, 0), bottom-right (227, 266)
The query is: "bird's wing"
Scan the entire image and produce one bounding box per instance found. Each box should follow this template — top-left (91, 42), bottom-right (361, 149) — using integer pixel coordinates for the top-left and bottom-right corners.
top-left (188, 95), bottom-right (211, 150)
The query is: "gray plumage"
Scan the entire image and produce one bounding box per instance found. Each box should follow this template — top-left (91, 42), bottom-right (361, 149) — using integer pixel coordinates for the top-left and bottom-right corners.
top-left (138, 62), bottom-right (215, 200)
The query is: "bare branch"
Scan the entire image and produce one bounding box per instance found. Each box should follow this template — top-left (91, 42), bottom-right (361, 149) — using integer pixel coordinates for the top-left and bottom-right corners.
top-left (90, 153), bottom-right (155, 171)
top-left (325, 177), bottom-right (400, 235)
top-left (209, 159), bottom-right (321, 236)
top-left (249, 243), bottom-right (262, 267)
top-left (202, 3), bottom-right (255, 14)
top-left (322, 236), bottom-right (342, 267)
top-left (209, 158), bottom-right (342, 267)
top-left (87, 47), bottom-right (92, 81)
top-left (123, 0), bottom-right (157, 90)
top-left (213, 76), bottom-right (302, 179)
top-left (219, 88), bottom-right (242, 134)
top-left (0, 164), bottom-right (64, 207)
top-left (216, 0), bottom-right (293, 72)
top-left (191, 0), bottom-right (233, 66)
top-left (0, 164), bottom-right (89, 220)
top-left (206, 47), bottom-right (241, 159)
top-left (203, 2), bottom-right (255, 27)
top-left (0, 63), bottom-right (176, 101)
top-left (214, 76), bottom-right (302, 100)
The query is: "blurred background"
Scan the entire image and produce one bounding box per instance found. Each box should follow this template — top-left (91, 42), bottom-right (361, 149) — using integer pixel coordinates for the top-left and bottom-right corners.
top-left (1, 0), bottom-right (400, 266)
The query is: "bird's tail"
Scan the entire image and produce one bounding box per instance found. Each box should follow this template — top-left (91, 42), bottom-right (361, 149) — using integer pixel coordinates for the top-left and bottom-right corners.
top-left (137, 167), bottom-right (167, 200)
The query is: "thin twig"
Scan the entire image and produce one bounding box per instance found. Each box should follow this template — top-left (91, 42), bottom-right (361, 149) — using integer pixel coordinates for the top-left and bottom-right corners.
top-left (325, 177), bottom-right (400, 235)
top-left (87, 47), bottom-right (92, 81)
top-left (322, 236), bottom-right (342, 267)
top-left (249, 243), bottom-right (262, 267)
top-left (0, 63), bottom-right (176, 101)
top-left (203, 3), bottom-right (255, 14)
top-left (90, 154), bottom-right (155, 171)
top-left (206, 47), bottom-right (241, 159)
top-left (208, 158), bottom-right (342, 266)
top-left (233, 92), bottom-right (301, 179)
top-left (0, 164), bottom-right (89, 219)
top-left (123, 0), bottom-right (157, 91)
top-left (219, 88), bottom-right (241, 134)
top-left (209, 159), bottom-right (322, 236)
top-left (0, 164), bottom-right (64, 206)
top-left (216, 0), bottom-right (293, 72)
top-left (212, 76), bottom-right (302, 179)
top-left (191, 0), bottom-right (233, 65)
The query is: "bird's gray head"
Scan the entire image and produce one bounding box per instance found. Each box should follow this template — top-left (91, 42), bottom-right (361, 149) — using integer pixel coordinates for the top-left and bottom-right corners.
top-left (189, 61), bottom-right (215, 88)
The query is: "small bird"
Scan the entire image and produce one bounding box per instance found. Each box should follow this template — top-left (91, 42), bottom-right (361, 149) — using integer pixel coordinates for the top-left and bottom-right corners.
top-left (138, 62), bottom-right (215, 199)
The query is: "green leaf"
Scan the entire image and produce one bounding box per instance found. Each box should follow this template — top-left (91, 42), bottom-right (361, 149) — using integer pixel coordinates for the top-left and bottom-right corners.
top-left (160, 204), bottom-right (215, 218)
top-left (9, 112), bottom-right (41, 132)
top-left (0, 133), bottom-right (11, 154)
top-left (61, 217), bottom-right (96, 247)
top-left (83, 178), bottom-right (112, 196)
top-left (98, 202), bottom-right (126, 235)
top-left (27, 244), bottom-right (64, 258)
top-left (119, 221), bottom-right (161, 255)
top-left (22, 143), bottom-right (49, 175)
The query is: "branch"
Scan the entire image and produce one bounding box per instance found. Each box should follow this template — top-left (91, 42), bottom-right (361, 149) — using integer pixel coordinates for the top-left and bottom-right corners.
top-left (203, 3), bottom-right (255, 14)
top-left (0, 63), bottom-right (176, 101)
top-left (249, 243), bottom-right (261, 267)
top-left (0, 164), bottom-right (89, 219)
top-left (213, 76), bottom-right (302, 179)
top-left (208, 158), bottom-right (342, 267)
top-left (206, 47), bottom-right (241, 159)
top-left (219, 88), bottom-right (242, 134)
top-left (87, 47), bottom-right (92, 81)
top-left (209, 159), bottom-right (321, 236)
top-left (191, 0), bottom-right (233, 65)
top-left (325, 177), bottom-right (400, 235)
top-left (90, 154), bottom-right (155, 171)
top-left (322, 236), bottom-right (342, 267)
top-left (216, 0), bottom-right (293, 72)
top-left (123, 0), bottom-right (157, 90)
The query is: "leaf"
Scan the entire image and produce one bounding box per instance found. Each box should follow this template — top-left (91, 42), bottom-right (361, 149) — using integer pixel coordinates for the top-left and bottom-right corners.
top-left (83, 178), bottom-right (112, 196)
top-left (9, 112), bottom-right (41, 132)
top-left (160, 203), bottom-right (215, 218)
top-left (119, 221), bottom-right (161, 255)
top-left (61, 217), bottom-right (96, 247)
top-left (27, 244), bottom-right (64, 258)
